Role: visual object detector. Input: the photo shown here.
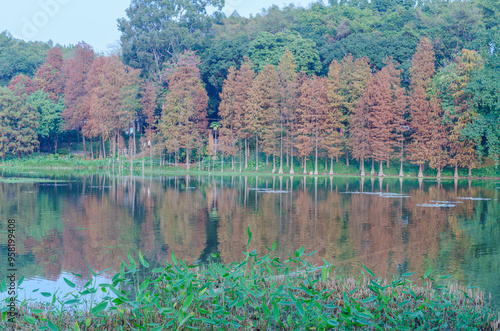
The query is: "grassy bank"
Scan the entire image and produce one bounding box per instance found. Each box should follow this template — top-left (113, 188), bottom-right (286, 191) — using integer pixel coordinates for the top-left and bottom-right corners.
top-left (1, 229), bottom-right (499, 330)
top-left (2, 153), bottom-right (500, 180)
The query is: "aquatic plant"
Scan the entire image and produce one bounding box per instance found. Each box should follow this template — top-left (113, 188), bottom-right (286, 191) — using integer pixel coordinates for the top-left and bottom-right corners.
top-left (1, 227), bottom-right (499, 330)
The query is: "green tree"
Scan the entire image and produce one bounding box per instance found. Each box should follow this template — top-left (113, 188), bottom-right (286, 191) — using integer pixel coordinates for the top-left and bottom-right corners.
top-left (118, 0), bottom-right (224, 76)
top-left (27, 90), bottom-right (64, 153)
top-left (247, 31), bottom-right (322, 75)
top-left (0, 87), bottom-right (39, 159)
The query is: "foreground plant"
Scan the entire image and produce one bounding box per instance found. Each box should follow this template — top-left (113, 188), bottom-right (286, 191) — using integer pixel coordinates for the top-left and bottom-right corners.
top-left (1, 227), bottom-right (499, 330)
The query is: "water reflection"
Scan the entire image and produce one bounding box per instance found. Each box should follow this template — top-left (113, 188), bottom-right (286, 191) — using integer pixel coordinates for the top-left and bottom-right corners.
top-left (0, 173), bottom-right (499, 304)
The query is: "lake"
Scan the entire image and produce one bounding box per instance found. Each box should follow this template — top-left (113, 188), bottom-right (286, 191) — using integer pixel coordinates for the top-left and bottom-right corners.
top-left (0, 171), bottom-right (499, 305)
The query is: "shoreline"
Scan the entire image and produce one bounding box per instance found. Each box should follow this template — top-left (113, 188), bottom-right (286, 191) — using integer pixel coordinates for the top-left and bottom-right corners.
top-left (2, 162), bottom-right (500, 182)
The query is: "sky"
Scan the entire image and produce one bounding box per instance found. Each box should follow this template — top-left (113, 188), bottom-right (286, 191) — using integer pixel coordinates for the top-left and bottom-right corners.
top-left (0, 0), bottom-right (316, 53)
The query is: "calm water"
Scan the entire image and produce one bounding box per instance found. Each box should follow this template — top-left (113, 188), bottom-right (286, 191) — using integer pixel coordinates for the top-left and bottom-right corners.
top-left (0, 172), bottom-right (499, 305)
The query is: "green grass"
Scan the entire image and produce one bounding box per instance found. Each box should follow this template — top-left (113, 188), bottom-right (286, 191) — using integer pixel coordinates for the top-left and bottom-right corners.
top-left (2, 153), bottom-right (500, 180)
top-left (1, 228), bottom-right (499, 330)
top-left (0, 177), bottom-right (66, 183)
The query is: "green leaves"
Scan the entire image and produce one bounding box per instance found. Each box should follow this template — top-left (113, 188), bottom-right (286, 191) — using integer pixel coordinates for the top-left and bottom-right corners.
top-left (423, 267), bottom-right (432, 279)
top-left (247, 225), bottom-right (252, 246)
top-left (91, 301), bottom-right (108, 315)
top-left (1, 246), bottom-right (495, 330)
top-left (63, 277), bottom-right (76, 289)
top-left (364, 265), bottom-right (375, 277)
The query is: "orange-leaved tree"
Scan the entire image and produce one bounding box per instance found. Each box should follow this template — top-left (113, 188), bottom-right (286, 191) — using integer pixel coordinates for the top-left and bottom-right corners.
top-left (160, 51), bottom-right (208, 170)
top-left (296, 74), bottom-right (328, 175)
top-left (63, 42), bottom-right (95, 157)
top-left (278, 49), bottom-right (299, 174)
top-left (247, 63), bottom-right (280, 172)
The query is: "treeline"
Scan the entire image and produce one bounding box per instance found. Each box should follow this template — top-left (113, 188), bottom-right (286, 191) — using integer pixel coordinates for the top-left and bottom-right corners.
top-left (0, 0), bottom-right (499, 177)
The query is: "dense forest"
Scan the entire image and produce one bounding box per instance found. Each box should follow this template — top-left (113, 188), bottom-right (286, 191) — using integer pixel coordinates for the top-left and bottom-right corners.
top-left (0, 0), bottom-right (499, 177)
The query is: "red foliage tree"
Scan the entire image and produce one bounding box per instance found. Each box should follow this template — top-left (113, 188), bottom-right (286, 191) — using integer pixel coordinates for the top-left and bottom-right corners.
top-left (34, 47), bottom-right (64, 102)
top-left (7, 74), bottom-right (37, 96)
top-left (278, 49), bottom-right (299, 174)
top-left (62, 42), bottom-right (95, 156)
top-left (407, 38), bottom-right (448, 178)
top-left (247, 63), bottom-right (280, 172)
top-left (219, 66), bottom-right (239, 171)
top-left (296, 75), bottom-right (328, 175)
top-left (160, 65), bottom-right (208, 170)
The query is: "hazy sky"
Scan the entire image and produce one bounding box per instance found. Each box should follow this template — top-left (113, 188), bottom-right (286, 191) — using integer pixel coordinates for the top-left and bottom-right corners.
top-left (0, 0), bottom-right (316, 53)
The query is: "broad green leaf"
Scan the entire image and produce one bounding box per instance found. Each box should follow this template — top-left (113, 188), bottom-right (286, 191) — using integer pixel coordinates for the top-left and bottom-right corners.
top-left (361, 296), bottom-right (377, 304)
top-left (364, 265), bottom-right (375, 277)
top-left (262, 302), bottom-right (271, 317)
top-left (24, 316), bottom-right (37, 324)
top-left (63, 277), bottom-right (76, 288)
top-left (91, 301), bottom-right (108, 315)
top-left (138, 250), bottom-right (150, 268)
top-left (171, 251), bottom-right (178, 266)
top-left (424, 267), bottom-right (432, 279)
top-left (48, 320), bottom-right (60, 331)
top-left (247, 225), bottom-right (252, 246)
top-left (183, 292), bottom-right (194, 312)
top-left (273, 302), bottom-right (280, 321)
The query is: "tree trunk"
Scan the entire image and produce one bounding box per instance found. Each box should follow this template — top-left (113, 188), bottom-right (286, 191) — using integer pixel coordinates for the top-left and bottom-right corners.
top-left (454, 164), bottom-right (458, 178)
top-left (303, 156), bottom-right (307, 175)
top-left (175, 149), bottom-right (179, 167)
top-left (272, 156), bottom-right (276, 174)
top-left (232, 155), bottom-right (235, 171)
top-left (418, 164), bottom-right (424, 178)
top-left (221, 154), bottom-right (224, 173)
top-left (378, 160), bottom-right (384, 177)
top-left (360, 158), bottom-right (365, 176)
top-left (468, 160), bottom-right (472, 177)
top-left (90, 138), bottom-right (94, 160)
top-left (103, 139), bottom-right (107, 159)
top-left (245, 138), bottom-right (248, 169)
top-left (437, 167), bottom-right (441, 179)
top-left (187, 148), bottom-right (191, 171)
top-left (329, 157), bottom-right (334, 175)
top-left (399, 160), bottom-right (404, 177)
top-left (279, 126), bottom-right (283, 174)
top-left (290, 155), bottom-right (294, 174)
top-left (133, 122), bottom-right (136, 158)
top-left (54, 133), bottom-right (58, 154)
top-left (346, 150), bottom-right (349, 167)
top-left (99, 136), bottom-right (103, 159)
top-left (370, 158), bottom-right (375, 176)
top-left (314, 142), bottom-right (318, 175)
top-left (266, 154), bottom-right (269, 166)
top-left (82, 131), bottom-right (86, 159)
top-left (255, 138), bottom-right (259, 172)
